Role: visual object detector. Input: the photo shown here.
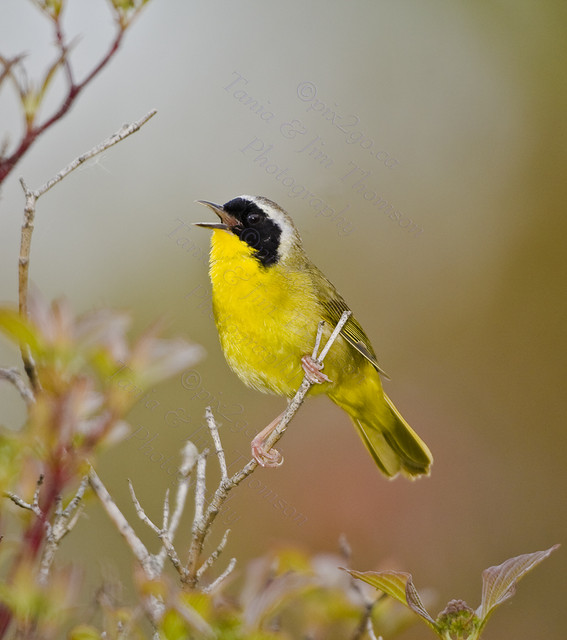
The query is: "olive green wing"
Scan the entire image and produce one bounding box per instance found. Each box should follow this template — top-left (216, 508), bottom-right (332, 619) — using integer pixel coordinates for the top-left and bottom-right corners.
top-left (316, 276), bottom-right (389, 377)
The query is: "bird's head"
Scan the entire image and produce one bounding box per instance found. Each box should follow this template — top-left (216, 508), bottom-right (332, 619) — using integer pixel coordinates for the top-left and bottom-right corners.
top-left (194, 195), bottom-right (301, 267)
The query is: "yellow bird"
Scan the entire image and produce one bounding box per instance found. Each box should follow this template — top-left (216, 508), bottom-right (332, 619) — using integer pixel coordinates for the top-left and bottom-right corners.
top-left (195, 195), bottom-right (432, 479)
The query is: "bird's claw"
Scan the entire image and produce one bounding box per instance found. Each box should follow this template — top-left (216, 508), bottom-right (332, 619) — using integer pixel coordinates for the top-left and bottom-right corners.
top-left (251, 437), bottom-right (284, 468)
top-left (301, 355), bottom-right (332, 384)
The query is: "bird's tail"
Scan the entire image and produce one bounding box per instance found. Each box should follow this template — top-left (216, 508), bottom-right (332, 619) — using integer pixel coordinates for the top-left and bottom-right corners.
top-left (331, 388), bottom-right (432, 479)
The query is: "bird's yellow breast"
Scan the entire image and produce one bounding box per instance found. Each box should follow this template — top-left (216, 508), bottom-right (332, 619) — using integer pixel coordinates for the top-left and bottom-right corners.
top-left (208, 229), bottom-right (327, 396)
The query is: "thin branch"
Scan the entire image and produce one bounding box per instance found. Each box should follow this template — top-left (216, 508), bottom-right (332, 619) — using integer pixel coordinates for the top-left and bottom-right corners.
top-left (365, 618), bottom-right (381, 640)
top-left (89, 467), bottom-right (156, 577)
top-left (39, 476), bottom-right (89, 583)
top-left (202, 557), bottom-right (237, 595)
top-left (4, 475), bottom-right (88, 583)
top-left (196, 529), bottom-right (231, 580)
top-left (0, 55), bottom-right (24, 94)
top-left (69, 28), bottom-right (123, 99)
top-left (23, 109), bottom-right (157, 201)
top-left (234, 310), bottom-right (351, 484)
top-left (95, 442), bottom-right (201, 586)
top-left (5, 492), bottom-right (42, 518)
top-left (128, 480), bottom-right (187, 581)
top-left (342, 534), bottom-right (386, 640)
top-left (18, 176), bottom-right (40, 390)
top-left (16, 110), bottom-right (157, 389)
top-left (318, 312), bottom-right (351, 361)
top-left (206, 406), bottom-right (228, 482)
top-left (53, 18), bottom-right (76, 91)
top-left (4, 474), bottom-right (44, 519)
top-left (129, 479), bottom-right (161, 536)
top-left (169, 441), bottom-right (198, 535)
top-left (162, 489), bottom-right (170, 531)
top-left (350, 597), bottom-right (384, 640)
top-left (155, 441), bottom-right (199, 569)
top-left (311, 320), bottom-right (325, 359)
top-left (127, 477), bottom-right (191, 580)
top-left (0, 368), bottom-right (34, 404)
top-left (158, 529), bottom-right (184, 578)
top-left (0, 1), bottom-right (150, 185)
top-left (62, 477), bottom-right (88, 517)
top-left (193, 451), bottom-right (208, 528)
top-left (184, 312), bottom-right (351, 587)
top-left (93, 314), bottom-right (350, 595)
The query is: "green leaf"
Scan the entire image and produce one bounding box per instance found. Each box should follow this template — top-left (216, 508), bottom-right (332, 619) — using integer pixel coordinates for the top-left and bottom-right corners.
top-left (0, 308), bottom-right (43, 353)
top-left (37, 52), bottom-right (66, 108)
top-left (31, 0), bottom-right (65, 19)
top-left (477, 544), bottom-right (560, 629)
top-left (348, 569), bottom-right (437, 629)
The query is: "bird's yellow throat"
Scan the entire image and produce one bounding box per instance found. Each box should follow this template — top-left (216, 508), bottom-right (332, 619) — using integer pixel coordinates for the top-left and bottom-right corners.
top-left (207, 227), bottom-right (320, 396)
top-left (209, 228), bottom-right (274, 300)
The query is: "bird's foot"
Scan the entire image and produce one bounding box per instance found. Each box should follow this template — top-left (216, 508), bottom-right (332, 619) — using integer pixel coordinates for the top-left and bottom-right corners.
top-left (301, 354), bottom-right (332, 384)
top-left (251, 412), bottom-right (285, 468)
top-left (251, 436), bottom-right (284, 467)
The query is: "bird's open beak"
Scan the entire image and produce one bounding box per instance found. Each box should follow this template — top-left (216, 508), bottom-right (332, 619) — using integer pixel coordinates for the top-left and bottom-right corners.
top-left (194, 200), bottom-right (239, 230)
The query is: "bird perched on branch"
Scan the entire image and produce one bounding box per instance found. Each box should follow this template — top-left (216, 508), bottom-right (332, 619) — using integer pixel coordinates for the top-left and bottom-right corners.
top-left (195, 195), bottom-right (432, 479)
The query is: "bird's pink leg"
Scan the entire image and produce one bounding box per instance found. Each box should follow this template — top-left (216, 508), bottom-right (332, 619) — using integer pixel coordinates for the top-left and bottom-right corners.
top-left (251, 411), bottom-right (285, 467)
top-left (301, 355), bottom-right (332, 384)
top-left (251, 356), bottom-right (331, 467)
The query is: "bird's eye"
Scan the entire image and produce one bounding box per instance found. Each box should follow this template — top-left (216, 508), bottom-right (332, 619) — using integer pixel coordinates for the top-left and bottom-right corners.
top-left (246, 212), bottom-right (261, 225)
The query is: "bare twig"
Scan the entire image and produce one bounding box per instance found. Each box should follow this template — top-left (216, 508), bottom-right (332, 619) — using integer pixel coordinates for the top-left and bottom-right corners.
top-left (155, 441), bottom-right (199, 569)
top-left (202, 557), bottom-right (237, 594)
top-left (0, 54), bottom-right (24, 88)
top-left (5, 492), bottom-right (41, 518)
top-left (129, 480), bottom-right (161, 536)
top-left (0, 0), bottom-right (150, 185)
top-left (91, 441), bottom-right (200, 586)
top-left (22, 109), bottom-right (157, 202)
top-left (4, 475), bottom-right (88, 583)
top-left (89, 469), bottom-right (165, 635)
top-left (4, 474), bottom-right (44, 519)
top-left (311, 320), bottom-right (326, 359)
top-left (196, 529), bottom-right (231, 580)
top-left (39, 476), bottom-right (89, 583)
top-left (93, 314), bottom-right (350, 597)
top-left (127, 477), bottom-right (188, 579)
top-left (206, 406), bottom-right (228, 482)
top-left (262, 312), bottom-right (351, 457)
top-left (162, 489), bottom-right (170, 530)
top-left (351, 598), bottom-right (384, 640)
top-left (318, 313), bottom-right (350, 361)
top-left (16, 110), bottom-right (157, 389)
top-left (0, 367), bottom-right (34, 404)
top-left (193, 451), bottom-right (208, 527)
top-left (184, 311), bottom-right (351, 587)
top-left (342, 533), bottom-right (386, 640)
top-left (158, 530), bottom-right (184, 577)
top-left (169, 441), bottom-right (198, 534)
top-left (88, 467), bottom-right (157, 577)
top-left (238, 310), bottom-right (350, 480)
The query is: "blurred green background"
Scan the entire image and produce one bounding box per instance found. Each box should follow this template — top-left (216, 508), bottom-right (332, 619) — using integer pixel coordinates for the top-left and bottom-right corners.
top-left (1, 1), bottom-right (565, 638)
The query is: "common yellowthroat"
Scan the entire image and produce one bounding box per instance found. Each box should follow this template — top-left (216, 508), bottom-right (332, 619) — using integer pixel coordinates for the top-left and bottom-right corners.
top-left (195, 196), bottom-right (432, 479)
